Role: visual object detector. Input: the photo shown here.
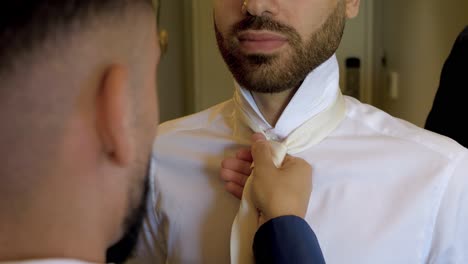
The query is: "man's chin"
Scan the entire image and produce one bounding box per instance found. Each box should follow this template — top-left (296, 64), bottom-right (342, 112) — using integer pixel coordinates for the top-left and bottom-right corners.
top-left (105, 174), bottom-right (150, 263)
top-left (105, 211), bottom-right (145, 264)
top-left (105, 233), bottom-right (140, 264)
top-left (233, 58), bottom-right (302, 94)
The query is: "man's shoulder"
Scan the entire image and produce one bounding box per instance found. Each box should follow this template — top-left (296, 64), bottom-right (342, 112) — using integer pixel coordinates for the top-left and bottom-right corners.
top-left (158, 99), bottom-right (235, 138)
top-left (344, 96), bottom-right (466, 160)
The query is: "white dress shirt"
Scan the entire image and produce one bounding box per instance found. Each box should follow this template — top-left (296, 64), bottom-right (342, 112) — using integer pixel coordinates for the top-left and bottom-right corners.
top-left (134, 55), bottom-right (468, 264)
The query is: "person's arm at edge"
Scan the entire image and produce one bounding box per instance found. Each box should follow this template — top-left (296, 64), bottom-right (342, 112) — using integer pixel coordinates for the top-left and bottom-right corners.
top-left (253, 215), bottom-right (326, 264)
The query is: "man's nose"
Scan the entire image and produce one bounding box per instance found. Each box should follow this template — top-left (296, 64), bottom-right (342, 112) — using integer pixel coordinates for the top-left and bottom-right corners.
top-left (242, 0), bottom-right (279, 17)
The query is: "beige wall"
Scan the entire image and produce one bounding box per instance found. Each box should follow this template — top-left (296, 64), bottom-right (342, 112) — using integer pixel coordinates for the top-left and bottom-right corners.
top-left (189, 1), bottom-right (233, 112)
top-left (379, 0), bottom-right (468, 127)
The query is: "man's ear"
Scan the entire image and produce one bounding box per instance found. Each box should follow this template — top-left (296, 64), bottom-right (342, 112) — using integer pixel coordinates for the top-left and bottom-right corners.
top-left (345, 0), bottom-right (361, 19)
top-left (97, 65), bottom-right (134, 167)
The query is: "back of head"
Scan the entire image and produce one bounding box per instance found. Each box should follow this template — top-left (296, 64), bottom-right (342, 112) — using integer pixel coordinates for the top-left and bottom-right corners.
top-left (0, 0), bottom-right (153, 187)
top-left (0, 0), bottom-right (158, 262)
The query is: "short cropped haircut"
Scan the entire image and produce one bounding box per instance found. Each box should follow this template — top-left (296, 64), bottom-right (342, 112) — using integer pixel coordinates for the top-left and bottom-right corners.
top-left (0, 0), bottom-right (157, 182)
top-left (0, 0), bottom-right (155, 76)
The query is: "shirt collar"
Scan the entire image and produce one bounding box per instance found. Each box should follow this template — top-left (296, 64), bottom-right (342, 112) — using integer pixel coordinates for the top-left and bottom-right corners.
top-left (236, 54), bottom-right (341, 141)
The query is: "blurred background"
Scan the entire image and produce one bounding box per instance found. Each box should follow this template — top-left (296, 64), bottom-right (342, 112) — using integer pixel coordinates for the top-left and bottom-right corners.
top-left (157, 0), bottom-right (468, 127)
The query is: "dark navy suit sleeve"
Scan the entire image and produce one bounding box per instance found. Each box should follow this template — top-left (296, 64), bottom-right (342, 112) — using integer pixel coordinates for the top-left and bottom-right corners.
top-left (253, 215), bottom-right (326, 264)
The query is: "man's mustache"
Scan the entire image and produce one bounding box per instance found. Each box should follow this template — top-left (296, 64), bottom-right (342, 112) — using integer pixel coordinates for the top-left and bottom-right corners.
top-left (231, 16), bottom-right (300, 41)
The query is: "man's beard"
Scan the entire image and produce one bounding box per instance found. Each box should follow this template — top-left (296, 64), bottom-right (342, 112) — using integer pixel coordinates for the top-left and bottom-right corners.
top-left (105, 162), bottom-right (151, 264)
top-left (215, 2), bottom-right (346, 94)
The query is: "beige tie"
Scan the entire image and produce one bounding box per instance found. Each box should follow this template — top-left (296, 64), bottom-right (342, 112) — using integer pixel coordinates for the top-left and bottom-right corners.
top-left (230, 88), bottom-right (346, 264)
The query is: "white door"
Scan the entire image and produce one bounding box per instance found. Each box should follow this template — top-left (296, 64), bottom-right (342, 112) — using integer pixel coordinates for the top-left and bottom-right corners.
top-left (157, 0), bottom-right (187, 122)
top-left (336, 0), bottom-right (374, 104)
top-left (186, 1), bottom-right (233, 113)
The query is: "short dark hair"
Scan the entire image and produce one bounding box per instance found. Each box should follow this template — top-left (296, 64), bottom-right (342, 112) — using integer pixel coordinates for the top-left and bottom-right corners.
top-left (0, 0), bottom-right (153, 76)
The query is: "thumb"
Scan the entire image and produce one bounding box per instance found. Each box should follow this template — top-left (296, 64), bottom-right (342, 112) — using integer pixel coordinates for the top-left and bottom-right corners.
top-left (281, 154), bottom-right (296, 166)
top-left (251, 133), bottom-right (267, 143)
top-left (251, 139), bottom-right (275, 169)
top-left (282, 154), bottom-right (304, 166)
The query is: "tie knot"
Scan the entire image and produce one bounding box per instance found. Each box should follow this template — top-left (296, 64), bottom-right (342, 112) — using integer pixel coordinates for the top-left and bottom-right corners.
top-left (269, 140), bottom-right (288, 168)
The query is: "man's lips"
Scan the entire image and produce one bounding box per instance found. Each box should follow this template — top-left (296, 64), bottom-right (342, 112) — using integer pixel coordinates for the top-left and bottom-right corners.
top-left (237, 31), bottom-right (288, 53)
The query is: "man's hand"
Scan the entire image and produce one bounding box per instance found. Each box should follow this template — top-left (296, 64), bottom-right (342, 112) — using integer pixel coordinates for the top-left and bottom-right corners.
top-left (221, 133), bottom-right (313, 225)
top-left (220, 147), bottom-right (253, 199)
top-left (249, 134), bottom-right (313, 226)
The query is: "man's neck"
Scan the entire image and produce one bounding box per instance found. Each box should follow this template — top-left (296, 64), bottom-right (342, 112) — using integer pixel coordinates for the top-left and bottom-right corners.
top-left (0, 212), bottom-right (107, 263)
top-left (251, 88), bottom-right (298, 127)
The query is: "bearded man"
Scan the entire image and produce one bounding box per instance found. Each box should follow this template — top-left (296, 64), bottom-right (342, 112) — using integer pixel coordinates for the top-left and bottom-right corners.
top-left (134, 0), bottom-right (468, 263)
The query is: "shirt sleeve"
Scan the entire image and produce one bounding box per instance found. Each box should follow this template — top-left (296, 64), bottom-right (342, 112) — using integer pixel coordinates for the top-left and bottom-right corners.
top-left (253, 215), bottom-right (326, 264)
top-left (427, 150), bottom-right (468, 263)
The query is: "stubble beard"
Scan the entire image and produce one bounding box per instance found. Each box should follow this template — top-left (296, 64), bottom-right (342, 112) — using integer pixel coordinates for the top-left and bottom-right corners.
top-left (105, 161), bottom-right (150, 264)
top-left (215, 2), bottom-right (346, 94)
